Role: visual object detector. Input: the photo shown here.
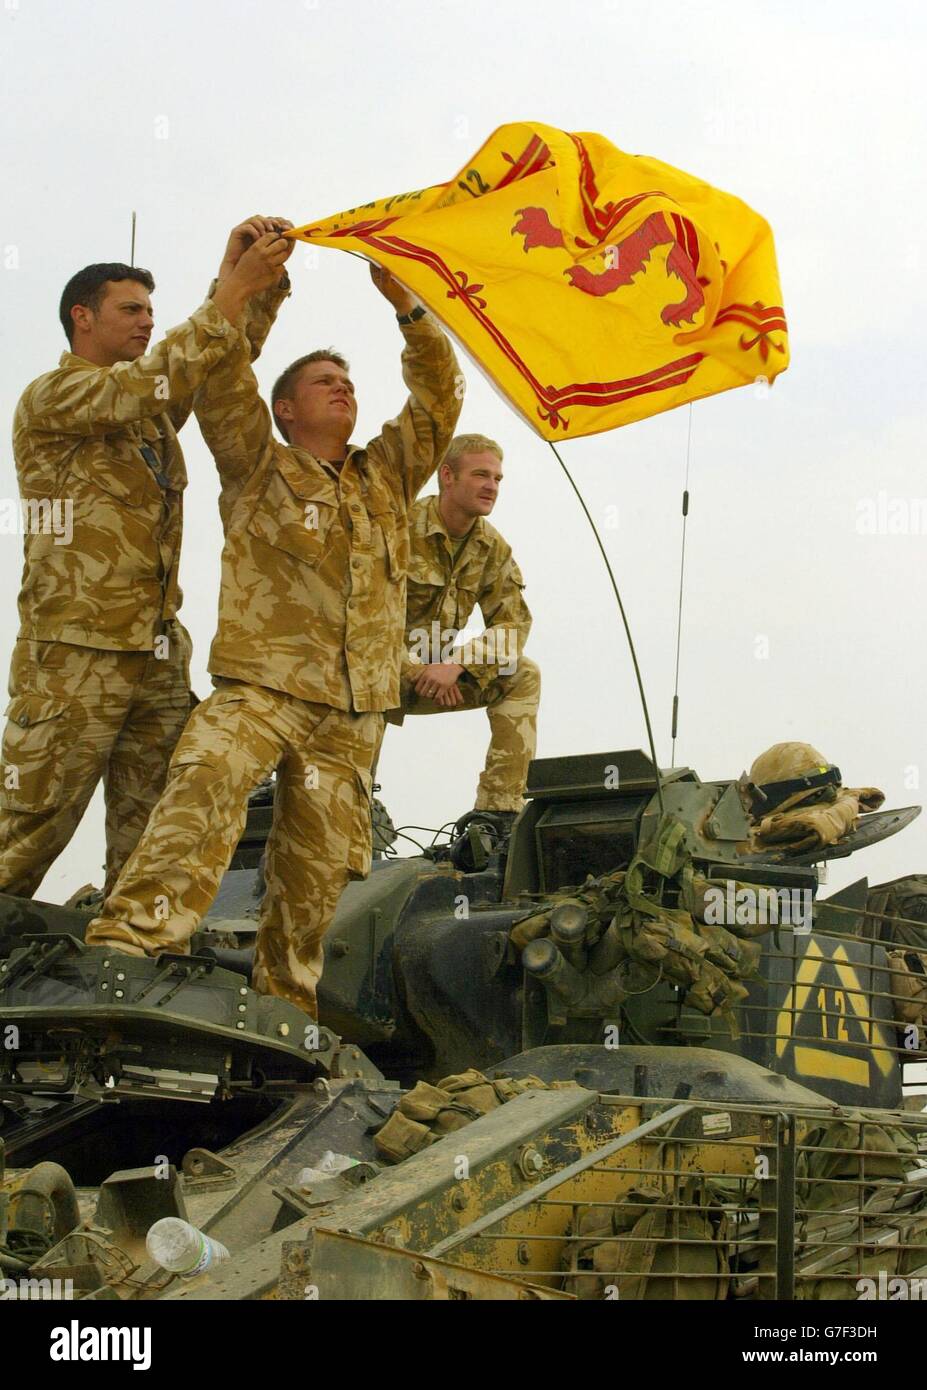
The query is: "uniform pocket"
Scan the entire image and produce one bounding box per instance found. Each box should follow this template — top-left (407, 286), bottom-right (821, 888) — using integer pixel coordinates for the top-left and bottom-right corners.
top-left (346, 765), bottom-right (374, 879)
top-left (168, 688), bottom-right (250, 771)
top-left (453, 556), bottom-right (485, 630)
top-left (405, 553), bottom-right (447, 633)
top-left (157, 621), bottom-right (194, 691)
top-left (0, 694), bottom-right (72, 812)
top-left (68, 446), bottom-right (150, 507)
top-left (32, 640), bottom-right (71, 672)
top-left (246, 466), bottom-right (337, 569)
top-left (408, 551), bottom-right (447, 588)
top-left (454, 584), bottom-right (479, 631)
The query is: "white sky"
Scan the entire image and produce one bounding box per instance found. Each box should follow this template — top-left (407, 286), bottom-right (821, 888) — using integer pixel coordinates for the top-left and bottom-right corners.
top-left (1, 0), bottom-right (925, 901)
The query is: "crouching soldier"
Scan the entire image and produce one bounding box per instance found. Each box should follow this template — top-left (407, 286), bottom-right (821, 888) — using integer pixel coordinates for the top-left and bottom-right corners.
top-left (383, 433), bottom-right (540, 828)
top-left (86, 260), bottom-right (463, 1018)
top-left (0, 225), bottom-right (290, 899)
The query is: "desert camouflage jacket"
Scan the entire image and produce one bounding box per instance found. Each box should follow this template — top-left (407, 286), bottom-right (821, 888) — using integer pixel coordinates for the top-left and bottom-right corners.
top-left (196, 312), bottom-right (462, 711)
top-left (404, 494), bottom-right (532, 688)
top-left (11, 285), bottom-right (287, 651)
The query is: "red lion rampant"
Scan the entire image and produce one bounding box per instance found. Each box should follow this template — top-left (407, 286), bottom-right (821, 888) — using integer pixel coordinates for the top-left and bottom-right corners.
top-left (511, 207), bottom-right (705, 327)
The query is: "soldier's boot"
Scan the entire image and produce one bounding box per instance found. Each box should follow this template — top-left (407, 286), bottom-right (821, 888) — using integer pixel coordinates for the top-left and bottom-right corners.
top-left (453, 809), bottom-right (518, 838)
top-left (448, 809), bottom-right (517, 872)
top-left (474, 656), bottom-right (540, 813)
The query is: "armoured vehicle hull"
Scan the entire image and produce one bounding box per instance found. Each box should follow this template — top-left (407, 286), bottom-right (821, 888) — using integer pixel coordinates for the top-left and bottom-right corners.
top-left (1, 750), bottom-right (926, 1300)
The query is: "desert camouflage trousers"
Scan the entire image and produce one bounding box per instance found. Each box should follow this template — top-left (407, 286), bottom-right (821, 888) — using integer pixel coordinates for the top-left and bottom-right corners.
top-left (85, 680), bottom-right (382, 1018)
top-left (0, 625), bottom-right (193, 898)
top-left (383, 656), bottom-right (540, 812)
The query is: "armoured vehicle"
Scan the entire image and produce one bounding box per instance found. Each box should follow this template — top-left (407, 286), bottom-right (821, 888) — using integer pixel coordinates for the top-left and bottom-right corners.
top-left (1, 749), bottom-right (926, 1301)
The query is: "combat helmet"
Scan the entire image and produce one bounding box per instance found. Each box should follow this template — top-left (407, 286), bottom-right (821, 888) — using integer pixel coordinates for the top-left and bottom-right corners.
top-left (745, 742), bottom-right (842, 819)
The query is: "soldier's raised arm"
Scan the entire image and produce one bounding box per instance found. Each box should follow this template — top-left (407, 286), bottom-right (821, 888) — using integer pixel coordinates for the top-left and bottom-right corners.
top-left (195, 226), bottom-right (295, 503)
top-left (212, 216), bottom-right (294, 365)
top-left (363, 265), bottom-right (464, 506)
top-left (169, 221), bottom-right (291, 435)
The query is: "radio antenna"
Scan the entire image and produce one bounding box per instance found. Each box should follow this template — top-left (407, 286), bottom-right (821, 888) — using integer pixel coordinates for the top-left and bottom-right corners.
top-left (671, 403), bottom-right (694, 768)
top-left (546, 440), bottom-right (666, 816)
top-left (130, 211), bottom-right (137, 267)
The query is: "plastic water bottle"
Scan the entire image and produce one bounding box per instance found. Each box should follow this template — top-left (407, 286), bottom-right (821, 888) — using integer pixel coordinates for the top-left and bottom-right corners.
top-left (146, 1217), bottom-right (229, 1278)
top-left (297, 1150), bottom-right (360, 1188)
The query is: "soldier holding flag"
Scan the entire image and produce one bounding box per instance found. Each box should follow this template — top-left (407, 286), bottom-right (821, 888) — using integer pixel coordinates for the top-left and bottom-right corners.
top-left (86, 239), bottom-right (463, 1019)
top-left (0, 225), bottom-right (290, 899)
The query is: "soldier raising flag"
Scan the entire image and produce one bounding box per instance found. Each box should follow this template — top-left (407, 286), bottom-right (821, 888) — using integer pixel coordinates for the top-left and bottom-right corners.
top-left (0, 224), bottom-right (290, 899)
top-left (86, 228), bottom-right (463, 1019)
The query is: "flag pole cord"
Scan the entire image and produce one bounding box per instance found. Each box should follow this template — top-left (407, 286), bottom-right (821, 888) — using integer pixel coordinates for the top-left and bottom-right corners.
top-left (670, 403), bottom-right (693, 768)
top-left (546, 440), bottom-right (665, 816)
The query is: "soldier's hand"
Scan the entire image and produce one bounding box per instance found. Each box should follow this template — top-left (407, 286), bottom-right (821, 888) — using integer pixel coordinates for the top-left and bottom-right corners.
top-left (219, 217), bottom-right (295, 281)
top-left (214, 233), bottom-right (293, 324)
top-left (230, 232), bottom-right (292, 293)
top-left (414, 663), bottom-right (464, 704)
top-left (369, 262), bottom-right (416, 315)
top-left (267, 218), bottom-right (295, 263)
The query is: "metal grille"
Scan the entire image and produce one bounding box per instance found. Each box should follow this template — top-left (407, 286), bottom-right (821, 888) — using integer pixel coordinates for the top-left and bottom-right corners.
top-left (425, 1099), bottom-right (927, 1299)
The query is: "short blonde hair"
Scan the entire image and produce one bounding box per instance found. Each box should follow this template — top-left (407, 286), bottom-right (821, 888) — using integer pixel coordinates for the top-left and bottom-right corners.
top-left (439, 434), bottom-right (503, 488)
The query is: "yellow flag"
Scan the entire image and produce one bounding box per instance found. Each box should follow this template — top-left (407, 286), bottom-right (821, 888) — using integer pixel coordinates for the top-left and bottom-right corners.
top-left (292, 122), bottom-right (789, 439)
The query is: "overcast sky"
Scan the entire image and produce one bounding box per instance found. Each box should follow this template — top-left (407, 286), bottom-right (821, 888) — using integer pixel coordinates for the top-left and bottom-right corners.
top-left (1, 0), bottom-right (925, 902)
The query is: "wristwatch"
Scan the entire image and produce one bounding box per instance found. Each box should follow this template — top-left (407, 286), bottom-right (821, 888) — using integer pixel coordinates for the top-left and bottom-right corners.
top-left (397, 304), bottom-right (427, 325)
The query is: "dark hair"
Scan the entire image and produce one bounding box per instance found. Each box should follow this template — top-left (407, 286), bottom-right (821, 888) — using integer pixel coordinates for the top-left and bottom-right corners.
top-left (271, 349), bottom-right (350, 441)
top-left (59, 262), bottom-right (155, 344)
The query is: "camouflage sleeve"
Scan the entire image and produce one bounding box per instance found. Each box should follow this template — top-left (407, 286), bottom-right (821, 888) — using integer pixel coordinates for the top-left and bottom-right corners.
top-left (168, 273), bottom-right (290, 436)
top-left (204, 272), bottom-right (291, 364)
top-left (243, 272), bottom-right (291, 361)
top-left (192, 322), bottom-right (276, 499)
top-left (451, 548), bottom-right (533, 689)
top-left (19, 300), bottom-right (246, 435)
top-left (365, 315), bottom-right (464, 508)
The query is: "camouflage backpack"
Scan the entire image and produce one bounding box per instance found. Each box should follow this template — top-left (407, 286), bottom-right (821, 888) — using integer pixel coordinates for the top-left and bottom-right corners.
top-left (561, 1180), bottom-right (729, 1301)
top-left (887, 949), bottom-right (927, 1036)
top-left (793, 1117), bottom-right (927, 1297)
top-left (867, 875), bottom-right (927, 950)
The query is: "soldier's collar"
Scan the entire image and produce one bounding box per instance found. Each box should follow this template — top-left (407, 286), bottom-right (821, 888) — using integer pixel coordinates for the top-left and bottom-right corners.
top-left (289, 442), bottom-right (366, 476)
top-left (425, 493), bottom-right (488, 547)
top-left (59, 350), bottom-right (103, 368)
